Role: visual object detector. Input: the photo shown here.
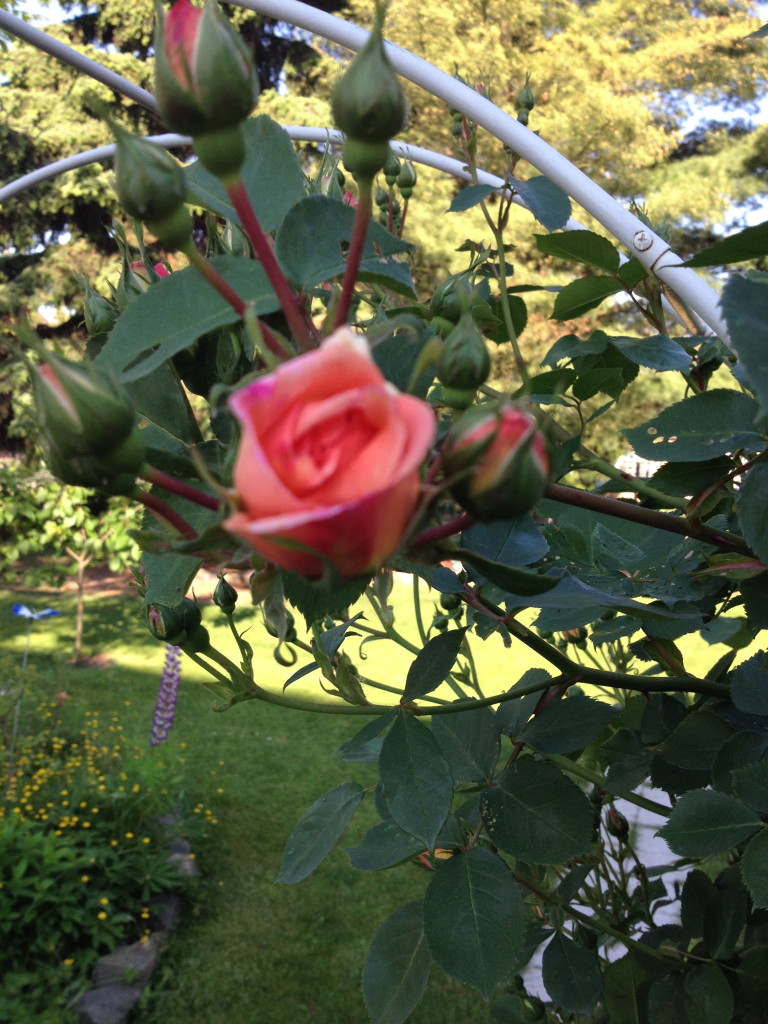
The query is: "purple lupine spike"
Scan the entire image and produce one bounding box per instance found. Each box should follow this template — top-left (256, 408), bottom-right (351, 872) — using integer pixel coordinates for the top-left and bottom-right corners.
top-left (150, 645), bottom-right (182, 747)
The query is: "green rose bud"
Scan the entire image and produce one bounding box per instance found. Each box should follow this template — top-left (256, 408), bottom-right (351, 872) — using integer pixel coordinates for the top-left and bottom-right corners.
top-left (213, 576), bottom-right (238, 614)
top-left (113, 126), bottom-right (188, 227)
top-left (436, 312), bottom-right (491, 409)
top-left (396, 158), bottom-right (417, 198)
top-left (331, 2), bottom-right (408, 179)
top-left (442, 401), bottom-right (550, 521)
top-left (383, 149), bottom-right (401, 186)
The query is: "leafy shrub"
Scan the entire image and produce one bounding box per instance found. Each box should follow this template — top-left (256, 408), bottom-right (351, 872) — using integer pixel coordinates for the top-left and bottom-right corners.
top-left (0, 691), bottom-right (217, 1017)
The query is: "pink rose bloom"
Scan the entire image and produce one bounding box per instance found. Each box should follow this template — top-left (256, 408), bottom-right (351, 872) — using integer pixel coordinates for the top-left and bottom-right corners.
top-left (223, 329), bottom-right (436, 578)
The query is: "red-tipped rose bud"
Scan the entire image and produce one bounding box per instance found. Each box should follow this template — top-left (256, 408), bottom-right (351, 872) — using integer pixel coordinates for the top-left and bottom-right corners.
top-left (331, 2), bottom-right (408, 180)
top-left (443, 401), bottom-right (549, 521)
top-left (147, 603), bottom-right (188, 646)
top-left (33, 353), bottom-right (137, 460)
top-left (436, 312), bottom-right (491, 409)
top-left (153, 0), bottom-right (258, 142)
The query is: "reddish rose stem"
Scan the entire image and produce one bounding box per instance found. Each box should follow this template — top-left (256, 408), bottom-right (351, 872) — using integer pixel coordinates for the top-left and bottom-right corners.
top-left (225, 179), bottom-right (318, 350)
top-left (134, 489), bottom-right (197, 540)
top-left (411, 513), bottom-right (475, 548)
top-left (140, 466), bottom-right (220, 511)
top-left (545, 482), bottom-right (752, 556)
top-left (334, 178), bottom-right (374, 329)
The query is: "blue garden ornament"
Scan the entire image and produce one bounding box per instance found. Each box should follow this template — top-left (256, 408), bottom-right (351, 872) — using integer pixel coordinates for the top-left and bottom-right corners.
top-left (12, 603), bottom-right (62, 669)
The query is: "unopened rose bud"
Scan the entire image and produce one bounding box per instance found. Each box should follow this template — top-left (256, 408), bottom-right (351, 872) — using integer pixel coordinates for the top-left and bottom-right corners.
top-left (153, 0), bottom-right (258, 140)
top-left (213, 576), bottom-right (238, 614)
top-left (33, 353), bottom-right (137, 460)
top-left (383, 149), bottom-right (401, 187)
top-left (396, 158), bottom-right (417, 198)
top-left (605, 807), bottom-right (629, 840)
top-left (112, 127), bottom-right (191, 247)
top-left (436, 313), bottom-right (491, 409)
top-left (442, 402), bottom-right (550, 521)
top-left (83, 284), bottom-right (118, 337)
top-left (331, 3), bottom-right (408, 180)
top-left (517, 75), bottom-right (535, 126)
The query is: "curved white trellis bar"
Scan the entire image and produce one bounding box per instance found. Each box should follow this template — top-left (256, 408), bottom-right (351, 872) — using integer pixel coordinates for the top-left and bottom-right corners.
top-left (233, 0), bottom-right (730, 344)
top-left (0, 9), bottom-right (158, 113)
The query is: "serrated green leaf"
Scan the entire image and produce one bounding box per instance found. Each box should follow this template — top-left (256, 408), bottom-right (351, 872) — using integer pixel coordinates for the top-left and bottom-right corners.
top-left (423, 848), bottom-right (525, 998)
top-left (96, 256), bottom-right (279, 382)
top-left (683, 964), bottom-right (733, 1024)
top-left (730, 650), bottom-right (768, 715)
top-left (736, 461), bottom-right (768, 564)
top-left (602, 955), bottom-right (651, 1024)
top-left (461, 516), bottom-right (549, 569)
top-left (535, 229), bottom-right (620, 272)
top-left (623, 389), bottom-right (763, 462)
top-left (519, 694), bottom-right (621, 754)
top-left (185, 115), bottom-right (305, 232)
top-left (448, 183), bottom-right (497, 212)
top-left (657, 789), bottom-right (761, 857)
top-left (347, 821), bottom-right (425, 871)
top-left (481, 760), bottom-right (594, 863)
top-left (542, 331), bottom-right (609, 366)
top-left (551, 276), bottom-right (625, 320)
top-left (732, 760), bottom-right (768, 812)
top-left (541, 932), bottom-right (603, 1015)
top-left (608, 334), bottom-right (691, 372)
top-left (403, 628), bottom-right (467, 701)
top-left (742, 827), bottom-right (768, 909)
top-left (655, 711), bottom-right (735, 771)
top-left (275, 195), bottom-right (415, 295)
top-left (277, 782), bottom-right (364, 884)
top-left (511, 176), bottom-right (571, 231)
top-left (379, 712), bottom-right (453, 850)
top-left (685, 222), bottom-right (768, 267)
top-left (280, 570), bottom-right (370, 627)
top-left (363, 901), bottom-right (431, 1024)
top-left (431, 704), bottom-right (502, 784)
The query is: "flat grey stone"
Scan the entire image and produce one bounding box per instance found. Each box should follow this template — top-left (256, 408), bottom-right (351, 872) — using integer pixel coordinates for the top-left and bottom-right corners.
top-left (91, 934), bottom-right (162, 988)
top-left (76, 983), bottom-right (142, 1024)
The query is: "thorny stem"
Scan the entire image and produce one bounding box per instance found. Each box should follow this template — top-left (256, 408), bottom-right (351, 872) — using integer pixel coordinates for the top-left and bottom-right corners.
top-left (334, 176), bottom-right (374, 329)
top-left (140, 465), bottom-right (220, 511)
top-left (412, 573), bottom-right (429, 646)
top-left (133, 488), bottom-right (197, 540)
top-left (545, 482), bottom-right (753, 557)
top-left (225, 178), bottom-right (318, 350)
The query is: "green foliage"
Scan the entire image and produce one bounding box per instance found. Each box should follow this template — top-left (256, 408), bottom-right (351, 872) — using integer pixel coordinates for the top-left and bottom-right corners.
top-left (0, 690), bottom-right (207, 1017)
top-left (0, 461), bottom-right (139, 587)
